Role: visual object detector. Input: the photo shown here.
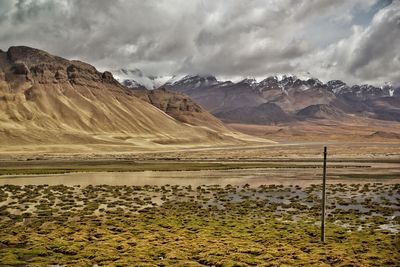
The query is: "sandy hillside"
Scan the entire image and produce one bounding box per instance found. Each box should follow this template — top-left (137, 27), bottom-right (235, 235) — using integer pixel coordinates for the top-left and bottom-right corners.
top-left (0, 46), bottom-right (268, 153)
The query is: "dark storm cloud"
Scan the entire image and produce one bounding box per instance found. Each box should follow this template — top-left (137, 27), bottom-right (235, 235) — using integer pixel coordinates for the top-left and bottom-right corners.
top-left (0, 0), bottom-right (398, 85)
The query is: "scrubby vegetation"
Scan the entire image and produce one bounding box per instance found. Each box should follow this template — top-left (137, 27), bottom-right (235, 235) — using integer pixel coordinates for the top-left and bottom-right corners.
top-left (0, 183), bottom-right (399, 266)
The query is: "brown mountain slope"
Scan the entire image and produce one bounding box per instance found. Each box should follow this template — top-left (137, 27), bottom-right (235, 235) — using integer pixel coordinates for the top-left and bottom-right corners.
top-left (216, 103), bottom-right (292, 124)
top-left (130, 88), bottom-right (228, 132)
top-left (296, 104), bottom-right (345, 120)
top-left (0, 46), bottom-right (262, 152)
top-left (161, 75), bottom-right (400, 126)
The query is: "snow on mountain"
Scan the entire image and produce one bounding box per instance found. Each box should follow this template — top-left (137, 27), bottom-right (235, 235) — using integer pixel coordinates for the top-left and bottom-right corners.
top-left (113, 69), bottom-right (172, 89)
top-left (164, 74), bottom-right (189, 86)
top-left (166, 74), bottom-right (219, 87)
top-left (326, 80), bottom-right (349, 94)
top-left (112, 68), bottom-right (397, 100)
top-left (274, 72), bottom-right (314, 82)
top-left (238, 78), bottom-right (258, 88)
top-left (259, 76), bottom-right (279, 87)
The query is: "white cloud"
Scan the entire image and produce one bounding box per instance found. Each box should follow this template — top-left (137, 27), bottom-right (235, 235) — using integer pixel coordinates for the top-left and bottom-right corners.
top-left (0, 0), bottom-right (397, 85)
top-left (302, 1), bottom-right (400, 85)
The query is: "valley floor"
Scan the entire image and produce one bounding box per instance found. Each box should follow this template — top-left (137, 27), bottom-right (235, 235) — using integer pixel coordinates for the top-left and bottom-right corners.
top-left (227, 117), bottom-right (400, 142)
top-left (0, 142), bottom-right (398, 266)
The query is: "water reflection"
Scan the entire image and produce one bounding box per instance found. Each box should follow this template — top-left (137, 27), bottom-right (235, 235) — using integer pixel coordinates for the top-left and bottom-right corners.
top-left (1, 168), bottom-right (398, 186)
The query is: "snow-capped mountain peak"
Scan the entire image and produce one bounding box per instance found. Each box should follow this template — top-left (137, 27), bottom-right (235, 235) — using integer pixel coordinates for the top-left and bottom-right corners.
top-left (112, 69), bottom-right (172, 89)
top-left (165, 74), bottom-right (218, 88)
top-left (238, 78), bottom-right (258, 87)
top-left (112, 68), bottom-right (398, 99)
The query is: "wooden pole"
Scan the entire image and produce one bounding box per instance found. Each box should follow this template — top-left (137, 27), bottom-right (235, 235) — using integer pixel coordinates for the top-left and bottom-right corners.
top-left (321, 146), bottom-right (327, 242)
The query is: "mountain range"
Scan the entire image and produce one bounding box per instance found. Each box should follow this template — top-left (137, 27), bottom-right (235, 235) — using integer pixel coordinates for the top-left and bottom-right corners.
top-left (0, 46), bottom-right (258, 152)
top-left (115, 71), bottom-right (400, 124)
top-left (1, 45), bottom-right (398, 153)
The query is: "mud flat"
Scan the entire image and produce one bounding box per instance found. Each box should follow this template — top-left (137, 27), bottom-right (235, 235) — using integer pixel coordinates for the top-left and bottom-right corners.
top-left (0, 166), bottom-right (400, 187)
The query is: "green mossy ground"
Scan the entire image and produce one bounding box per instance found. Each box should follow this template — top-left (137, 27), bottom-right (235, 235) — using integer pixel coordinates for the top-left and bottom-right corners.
top-left (0, 183), bottom-right (399, 266)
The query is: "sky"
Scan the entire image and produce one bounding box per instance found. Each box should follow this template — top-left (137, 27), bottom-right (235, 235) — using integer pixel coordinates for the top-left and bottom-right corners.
top-left (0, 0), bottom-right (399, 86)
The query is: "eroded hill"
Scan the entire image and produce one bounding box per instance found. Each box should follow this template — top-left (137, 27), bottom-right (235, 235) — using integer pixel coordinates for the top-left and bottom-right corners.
top-left (0, 46), bottom-right (262, 152)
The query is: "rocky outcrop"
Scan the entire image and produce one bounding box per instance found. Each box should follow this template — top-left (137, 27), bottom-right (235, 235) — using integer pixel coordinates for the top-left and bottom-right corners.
top-left (4, 46), bottom-right (121, 87)
top-left (131, 88), bottom-right (227, 131)
top-left (11, 62), bottom-right (30, 75)
top-left (101, 71), bottom-right (114, 82)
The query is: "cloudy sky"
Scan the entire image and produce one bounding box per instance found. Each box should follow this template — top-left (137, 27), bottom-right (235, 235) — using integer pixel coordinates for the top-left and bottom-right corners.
top-left (0, 0), bottom-right (399, 85)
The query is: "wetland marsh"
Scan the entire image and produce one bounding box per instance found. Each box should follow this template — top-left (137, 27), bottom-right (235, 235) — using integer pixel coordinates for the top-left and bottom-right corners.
top-left (0, 180), bottom-right (399, 266)
top-left (0, 143), bottom-right (399, 266)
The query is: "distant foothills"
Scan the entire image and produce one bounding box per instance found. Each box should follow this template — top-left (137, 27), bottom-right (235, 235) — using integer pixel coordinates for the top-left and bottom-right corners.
top-left (114, 69), bottom-right (400, 124)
